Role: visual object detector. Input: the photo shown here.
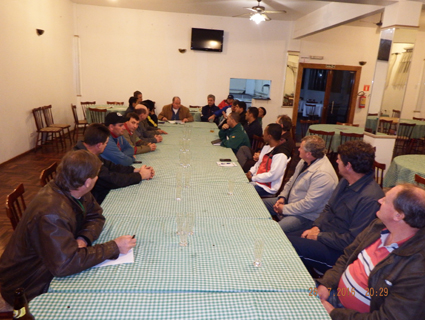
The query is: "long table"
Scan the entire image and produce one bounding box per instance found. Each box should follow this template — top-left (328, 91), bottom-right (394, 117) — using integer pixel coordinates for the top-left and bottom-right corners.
top-left (383, 154), bottom-right (425, 188)
top-left (30, 122), bottom-right (330, 319)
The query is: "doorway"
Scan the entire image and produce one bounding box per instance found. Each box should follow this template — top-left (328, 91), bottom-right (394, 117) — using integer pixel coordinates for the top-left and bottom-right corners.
top-left (292, 63), bottom-right (361, 127)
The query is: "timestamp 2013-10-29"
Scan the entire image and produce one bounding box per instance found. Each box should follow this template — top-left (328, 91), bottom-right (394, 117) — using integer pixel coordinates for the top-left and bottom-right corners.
top-left (308, 287), bottom-right (389, 297)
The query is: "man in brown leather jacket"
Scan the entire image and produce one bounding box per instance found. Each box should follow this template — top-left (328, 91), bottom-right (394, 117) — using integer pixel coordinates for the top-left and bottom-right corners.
top-left (158, 96), bottom-right (194, 122)
top-left (316, 184), bottom-right (425, 320)
top-left (0, 150), bottom-right (136, 305)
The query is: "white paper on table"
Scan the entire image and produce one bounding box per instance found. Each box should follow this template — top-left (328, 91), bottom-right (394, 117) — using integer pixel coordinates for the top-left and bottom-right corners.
top-left (217, 162), bottom-right (237, 167)
top-left (93, 249), bottom-right (134, 268)
top-left (168, 120), bottom-right (184, 124)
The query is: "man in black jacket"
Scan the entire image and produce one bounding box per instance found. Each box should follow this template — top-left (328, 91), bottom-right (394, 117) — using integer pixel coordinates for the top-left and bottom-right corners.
top-left (74, 123), bottom-right (154, 204)
top-left (243, 107), bottom-right (263, 145)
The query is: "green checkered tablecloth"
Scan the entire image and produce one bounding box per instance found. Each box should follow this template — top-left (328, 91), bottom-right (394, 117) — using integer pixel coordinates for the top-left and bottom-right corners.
top-left (31, 122), bottom-right (330, 319)
top-left (30, 292), bottom-right (330, 319)
top-left (307, 124), bottom-right (365, 152)
top-left (49, 217), bottom-right (314, 293)
top-left (383, 155), bottom-right (425, 188)
top-left (365, 117), bottom-right (425, 139)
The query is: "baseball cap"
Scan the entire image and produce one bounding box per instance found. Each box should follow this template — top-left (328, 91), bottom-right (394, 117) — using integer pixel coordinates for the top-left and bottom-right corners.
top-left (104, 112), bottom-right (126, 126)
top-left (227, 94), bottom-right (234, 100)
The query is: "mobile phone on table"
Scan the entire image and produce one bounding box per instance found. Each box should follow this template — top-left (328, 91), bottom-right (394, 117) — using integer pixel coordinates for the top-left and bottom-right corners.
top-left (134, 161), bottom-right (142, 164)
top-left (219, 158), bottom-right (232, 162)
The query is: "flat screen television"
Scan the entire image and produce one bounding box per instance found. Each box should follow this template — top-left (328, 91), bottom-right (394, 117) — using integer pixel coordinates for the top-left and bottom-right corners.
top-left (191, 28), bottom-right (224, 52)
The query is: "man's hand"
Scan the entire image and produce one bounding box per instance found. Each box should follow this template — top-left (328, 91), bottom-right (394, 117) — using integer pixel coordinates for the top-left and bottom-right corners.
top-left (317, 285), bottom-right (330, 301)
top-left (222, 123), bottom-right (229, 130)
top-left (161, 117), bottom-right (168, 121)
top-left (253, 152), bottom-right (260, 162)
top-left (301, 226), bottom-right (320, 240)
top-left (146, 166), bottom-right (155, 179)
top-left (182, 118), bottom-right (188, 123)
top-left (154, 135), bottom-right (163, 143)
top-left (222, 111), bottom-right (227, 118)
top-left (321, 300), bottom-right (335, 315)
top-left (148, 143), bottom-right (157, 151)
top-left (246, 171), bottom-right (253, 181)
top-left (76, 237), bottom-right (87, 248)
top-left (273, 198), bottom-right (285, 214)
top-left (114, 235), bottom-right (136, 254)
top-left (158, 129), bottom-right (168, 134)
top-left (208, 115), bottom-right (215, 121)
top-left (139, 165), bottom-right (153, 180)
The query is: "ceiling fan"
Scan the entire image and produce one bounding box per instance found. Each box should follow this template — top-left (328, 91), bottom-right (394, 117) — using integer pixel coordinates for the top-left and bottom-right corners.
top-left (234, 0), bottom-right (287, 24)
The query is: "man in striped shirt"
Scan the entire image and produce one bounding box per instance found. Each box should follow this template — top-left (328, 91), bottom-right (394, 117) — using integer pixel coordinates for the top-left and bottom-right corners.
top-left (316, 184), bottom-right (425, 319)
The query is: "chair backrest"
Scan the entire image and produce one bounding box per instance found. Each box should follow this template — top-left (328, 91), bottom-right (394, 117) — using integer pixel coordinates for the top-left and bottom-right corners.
top-left (106, 101), bottom-right (124, 105)
top-left (305, 103), bottom-right (316, 116)
top-left (392, 109), bottom-right (401, 118)
top-left (81, 101), bottom-right (96, 105)
top-left (378, 119), bottom-right (393, 134)
top-left (340, 132), bottom-right (364, 145)
top-left (88, 107), bottom-right (107, 124)
top-left (81, 102), bottom-right (95, 120)
top-left (71, 104), bottom-right (79, 124)
top-left (308, 129), bottom-right (335, 155)
top-left (373, 161), bottom-right (386, 188)
top-left (42, 105), bottom-right (55, 126)
top-left (415, 174), bottom-right (425, 188)
top-left (397, 123), bottom-right (416, 140)
top-left (413, 117), bottom-right (425, 121)
top-left (368, 113), bottom-right (379, 117)
top-left (336, 122), bottom-right (360, 127)
top-left (40, 162), bottom-right (57, 187)
top-left (252, 135), bottom-right (265, 152)
top-left (32, 107), bottom-right (46, 131)
top-left (189, 105), bottom-right (201, 109)
top-left (299, 119), bottom-right (319, 138)
top-left (5, 183), bottom-right (26, 230)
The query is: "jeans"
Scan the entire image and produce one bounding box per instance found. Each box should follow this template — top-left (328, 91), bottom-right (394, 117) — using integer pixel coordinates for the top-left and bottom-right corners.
top-left (262, 197), bottom-right (314, 234)
top-left (251, 183), bottom-right (274, 197)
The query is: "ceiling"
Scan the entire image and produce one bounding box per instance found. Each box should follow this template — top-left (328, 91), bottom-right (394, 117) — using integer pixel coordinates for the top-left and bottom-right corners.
top-left (70, 0), bottom-right (401, 22)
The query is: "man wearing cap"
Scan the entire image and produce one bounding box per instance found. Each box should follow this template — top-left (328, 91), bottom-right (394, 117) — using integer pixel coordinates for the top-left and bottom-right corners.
top-left (101, 112), bottom-right (136, 166)
top-left (217, 94), bottom-right (234, 110)
top-left (208, 95), bottom-right (234, 124)
top-left (158, 97), bottom-right (193, 122)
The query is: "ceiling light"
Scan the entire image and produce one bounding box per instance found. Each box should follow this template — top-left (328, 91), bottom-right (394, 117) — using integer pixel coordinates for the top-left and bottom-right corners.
top-left (250, 13), bottom-right (265, 24)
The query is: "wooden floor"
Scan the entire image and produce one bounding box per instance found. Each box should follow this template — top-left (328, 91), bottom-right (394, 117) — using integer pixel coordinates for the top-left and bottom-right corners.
top-left (0, 139), bottom-right (300, 257)
top-left (0, 141), bottom-right (73, 256)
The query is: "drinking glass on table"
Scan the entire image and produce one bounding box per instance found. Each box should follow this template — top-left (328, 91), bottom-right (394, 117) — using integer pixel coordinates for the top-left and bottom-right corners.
top-left (254, 239), bottom-right (265, 267)
top-left (179, 151), bottom-right (187, 167)
top-left (186, 212), bottom-right (195, 235)
top-left (176, 212), bottom-right (184, 235)
top-left (227, 179), bottom-right (235, 195)
top-left (176, 185), bottom-right (182, 201)
top-left (184, 169), bottom-right (191, 188)
top-left (178, 220), bottom-right (188, 247)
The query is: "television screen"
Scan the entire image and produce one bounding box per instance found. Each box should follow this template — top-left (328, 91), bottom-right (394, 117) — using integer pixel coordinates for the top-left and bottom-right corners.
top-left (191, 28), bottom-right (224, 52)
top-left (377, 39), bottom-right (392, 61)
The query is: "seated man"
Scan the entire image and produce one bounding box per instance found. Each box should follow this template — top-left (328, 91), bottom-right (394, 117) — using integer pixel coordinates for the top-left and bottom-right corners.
top-left (201, 94), bottom-right (219, 124)
top-left (123, 112), bottom-right (156, 154)
top-left (218, 112), bottom-right (250, 155)
top-left (246, 123), bottom-right (290, 197)
top-left (217, 94), bottom-right (234, 109)
top-left (243, 106), bottom-right (263, 145)
top-left (262, 135), bottom-right (338, 233)
top-left (258, 106), bottom-right (266, 126)
top-left (101, 112), bottom-right (135, 166)
top-left (0, 150), bottom-right (136, 305)
top-left (142, 100), bottom-right (158, 127)
top-left (234, 100), bottom-right (247, 127)
top-left (158, 96), bottom-right (194, 122)
top-left (287, 140), bottom-right (384, 274)
top-left (135, 105), bottom-right (163, 144)
top-left (317, 184), bottom-right (425, 320)
top-left (124, 96), bottom-right (138, 117)
top-left (74, 123), bottom-right (154, 203)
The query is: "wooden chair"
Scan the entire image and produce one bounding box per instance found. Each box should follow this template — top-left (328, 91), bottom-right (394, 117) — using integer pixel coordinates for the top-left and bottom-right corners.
top-left (392, 109), bottom-right (401, 118)
top-left (377, 119), bottom-right (393, 134)
top-left (340, 132), bottom-right (364, 145)
top-left (81, 101), bottom-right (96, 120)
top-left (336, 122), bottom-right (360, 127)
top-left (305, 103), bottom-right (316, 119)
top-left (393, 123), bottom-right (416, 157)
top-left (189, 105), bottom-right (202, 109)
top-left (261, 157), bottom-right (293, 198)
top-left (309, 129), bottom-right (335, 156)
top-left (71, 104), bottom-right (88, 141)
top-left (373, 161), bottom-right (386, 189)
top-left (368, 113), bottom-right (379, 117)
top-left (42, 105), bottom-right (73, 144)
top-left (106, 101), bottom-right (124, 105)
top-left (300, 119), bottom-right (319, 139)
top-left (414, 174), bottom-right (425, 188)
top-left (5, 183), bottom-right (26, 230)
top-left (413, 117), bottom-right (425, 121)
top-left (88, 107), bottom-right (107, 124)
top-left (32, 107), bottom-right (63, 151)
top-left (40, 162), bottom-right (57, 187)
top-left (252, 135), bottom-right (265, 152)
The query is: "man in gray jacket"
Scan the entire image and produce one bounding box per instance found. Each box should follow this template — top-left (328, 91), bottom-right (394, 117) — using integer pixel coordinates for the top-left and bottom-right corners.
top-left (263, 135), bottom-right (338, 233)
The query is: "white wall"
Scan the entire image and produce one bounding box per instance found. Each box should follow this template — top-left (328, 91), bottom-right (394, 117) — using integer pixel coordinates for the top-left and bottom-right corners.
top-left (0, 0), bottom-right (75, 164)
top-left (75, 5), bottom-right (292, 128)
top-left (296, 24), bottom-right (381, 126)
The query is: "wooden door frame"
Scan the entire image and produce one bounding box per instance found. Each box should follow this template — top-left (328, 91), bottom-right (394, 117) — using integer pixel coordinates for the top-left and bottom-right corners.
top-left (291, 63), bottom-right (362, 125)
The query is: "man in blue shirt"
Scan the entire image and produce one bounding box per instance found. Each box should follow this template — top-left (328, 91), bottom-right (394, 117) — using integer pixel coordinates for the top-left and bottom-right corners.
top-left (101, 112), bottom-right (135, 166)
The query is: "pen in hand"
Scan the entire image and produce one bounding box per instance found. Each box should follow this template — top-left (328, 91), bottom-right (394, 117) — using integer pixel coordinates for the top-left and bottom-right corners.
top-left (132, 235), bottom-right (136, 239)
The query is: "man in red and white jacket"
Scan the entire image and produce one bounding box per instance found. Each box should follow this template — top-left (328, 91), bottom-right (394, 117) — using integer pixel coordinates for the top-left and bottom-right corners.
top-left (246, 123), bottom-right (290, 196)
